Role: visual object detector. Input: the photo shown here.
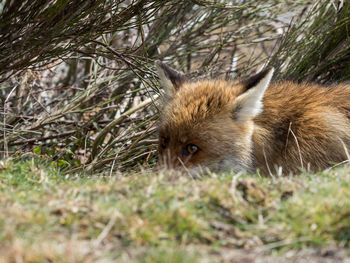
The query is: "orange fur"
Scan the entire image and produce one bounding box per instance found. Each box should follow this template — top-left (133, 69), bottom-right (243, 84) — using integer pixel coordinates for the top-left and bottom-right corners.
top-left (156, 62), bottom-right (350, 175)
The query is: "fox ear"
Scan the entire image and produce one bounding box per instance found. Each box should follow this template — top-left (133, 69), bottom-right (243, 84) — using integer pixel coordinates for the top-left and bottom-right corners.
top-left (155, 60), bottom-right (187, 101)
top-left (232, 68), bottom-right (274, 121)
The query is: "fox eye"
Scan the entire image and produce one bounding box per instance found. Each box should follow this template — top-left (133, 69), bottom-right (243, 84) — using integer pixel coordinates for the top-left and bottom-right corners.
top-left (182, 144), bottom-right (199, 156)
top-left (160, 136), bottom-right (168, 149)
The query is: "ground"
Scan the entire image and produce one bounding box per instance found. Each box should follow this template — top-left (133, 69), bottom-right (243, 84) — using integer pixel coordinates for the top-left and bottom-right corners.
top-left (0, 159), bottom-right (349, 262)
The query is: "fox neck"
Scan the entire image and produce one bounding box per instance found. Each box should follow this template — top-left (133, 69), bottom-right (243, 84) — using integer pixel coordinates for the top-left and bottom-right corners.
top-left (250, 123), bottom-right (277, 175)
top-left (229, 120), bottom-right (256, 174)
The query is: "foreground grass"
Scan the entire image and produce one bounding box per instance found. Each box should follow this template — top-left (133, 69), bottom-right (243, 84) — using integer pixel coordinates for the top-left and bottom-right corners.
top-left (0, 159), bottom-right (349, 262)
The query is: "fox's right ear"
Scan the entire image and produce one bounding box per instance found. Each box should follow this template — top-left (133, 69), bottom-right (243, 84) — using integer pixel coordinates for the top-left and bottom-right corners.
top-left (232, 68), bottom-right (274, 122)
top-left (155, 60), bottom-right (186, 101)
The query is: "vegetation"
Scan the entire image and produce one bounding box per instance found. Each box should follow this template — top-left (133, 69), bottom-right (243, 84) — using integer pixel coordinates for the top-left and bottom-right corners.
top-left (1, 0), bottom-right (350, 262)
top-left (1, 0), bottom-right (305, 172)
top-left (2, 1), bottom-right (349, 172)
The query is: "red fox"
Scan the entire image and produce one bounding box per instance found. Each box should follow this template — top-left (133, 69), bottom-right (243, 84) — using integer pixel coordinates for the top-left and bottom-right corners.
top-left (156, 61), bottom-right (350, 175)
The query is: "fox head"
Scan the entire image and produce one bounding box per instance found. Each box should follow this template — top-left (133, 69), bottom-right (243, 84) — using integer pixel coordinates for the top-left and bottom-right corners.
top-left (156, 61), bottom-right (274, 173)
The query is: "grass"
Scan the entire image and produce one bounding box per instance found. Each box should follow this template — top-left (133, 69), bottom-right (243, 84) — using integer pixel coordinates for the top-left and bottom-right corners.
top-left (0, 159), bottom-right (349, 262)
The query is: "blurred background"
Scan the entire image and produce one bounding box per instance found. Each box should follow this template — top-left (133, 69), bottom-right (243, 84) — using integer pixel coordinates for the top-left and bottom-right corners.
top-left (0, 0), bottom-right (349, 173)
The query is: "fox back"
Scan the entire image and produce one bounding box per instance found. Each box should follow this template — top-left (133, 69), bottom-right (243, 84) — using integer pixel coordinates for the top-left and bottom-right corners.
top-left (156, 61), bottom-right (350, 175)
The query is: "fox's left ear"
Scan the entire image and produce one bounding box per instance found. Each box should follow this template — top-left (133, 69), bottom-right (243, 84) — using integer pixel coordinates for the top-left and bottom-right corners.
top-left (155, 60), bottom-right (187, 101)
top-left (232, 68), bottom-right (274, 122)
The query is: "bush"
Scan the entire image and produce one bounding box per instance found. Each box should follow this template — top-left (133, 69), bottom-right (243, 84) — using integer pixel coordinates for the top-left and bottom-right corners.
top-left (1, 0), bottom-right (347, 173)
